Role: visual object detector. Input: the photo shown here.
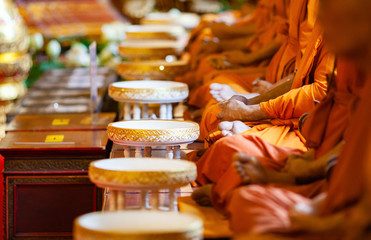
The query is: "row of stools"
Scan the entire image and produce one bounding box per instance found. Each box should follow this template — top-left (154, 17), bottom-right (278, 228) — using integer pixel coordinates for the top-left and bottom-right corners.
top-left (73, 20), bottom-right (203, 239)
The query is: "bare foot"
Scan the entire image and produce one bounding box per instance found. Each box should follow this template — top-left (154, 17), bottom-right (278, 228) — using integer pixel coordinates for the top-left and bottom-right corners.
top-left (233, 153), bottom-right (270, 184)
top-left (210, 83), bottom-right (238, 102)
top-left (218, 121), bottom-right (251, 136)
top-left (191, 184), bottom-right (213, 206)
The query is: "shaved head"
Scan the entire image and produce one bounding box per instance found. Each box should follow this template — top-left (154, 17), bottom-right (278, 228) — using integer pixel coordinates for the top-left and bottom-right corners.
top-left (319, 0), bottom-right (371, 71)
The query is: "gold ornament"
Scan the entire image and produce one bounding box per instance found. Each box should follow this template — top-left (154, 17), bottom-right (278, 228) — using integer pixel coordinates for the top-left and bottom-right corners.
top-left (117, 60), bottom-right (188, 80)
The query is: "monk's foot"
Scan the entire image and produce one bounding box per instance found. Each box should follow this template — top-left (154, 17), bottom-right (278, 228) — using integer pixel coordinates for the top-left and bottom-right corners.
top-left (218, 121), bottom-right (251, 136)
top-left (233, 153), bottom-right (269, 184)
top-left (210, 83), bottom-right (238, 102)
top-left (191, 184), bottom-right (213, 207)
top-left (190, 108), bottom-right (204, 122)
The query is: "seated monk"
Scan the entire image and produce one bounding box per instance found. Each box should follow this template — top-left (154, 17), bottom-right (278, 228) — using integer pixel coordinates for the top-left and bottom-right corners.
top-left (222, 0), bottom-right (371, 237)
top-left (187, 0), bottom-right (316, 115)
top-left (194, 16), bottom-right (333, 146)
top-left (186, 1), bottom-right (259, 69)
top-left (178, 0), bottom-right (290, 89)
top-left (191, 19), bottom-right (335, 208)
top-left (187, 0), bottom-right (259, 48)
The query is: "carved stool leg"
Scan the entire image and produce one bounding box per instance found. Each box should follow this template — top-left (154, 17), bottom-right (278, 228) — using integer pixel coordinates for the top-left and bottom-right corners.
top-left (169, 188), bottom-right (177, 211)
top-left (174, 145), bottom-right (181, 159)
top-left (124, 146), bottom-right (131, 158)
top-left (133, 103), bottom-right (141, 120)
top-left (109, 190), bottom-right (117, 211)
top-left (141, 190), bottom-right (149, 209)
top-left (124, 103), bottom-right (131, 120)
top-left (135, 146), bottom-right (142, 158)
top-left (151, 190), bottom-right (159, 210)
top-left (117, 191), bottom-right (126, 210)
top-left (142, 103), bottom-right (149, 119)
top-left (144, 146), bottom-right (152, 158)
top-left (160, 104), bottom-right (167, 119)
top-left (166, 103), bottom-right (173, 119)
top-left (166, 146), bottom-right (174, 159)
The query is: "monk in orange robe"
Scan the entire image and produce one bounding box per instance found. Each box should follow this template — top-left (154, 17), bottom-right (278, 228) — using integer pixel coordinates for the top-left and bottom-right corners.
top-left (225, 59), bottom-right (366, 234)
top-left (191, 20), bottom-right (335, 207)
top-left (188, 0), bottom-right (316, 110)
top-left (195, 18), bottom-right (333, 146)
top-left (223, 0), bottom-right (371, 237)
top-left (178, 0), bottom-right (290, 89)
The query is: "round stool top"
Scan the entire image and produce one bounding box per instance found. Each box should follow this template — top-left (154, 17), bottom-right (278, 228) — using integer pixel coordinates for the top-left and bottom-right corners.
top-left (119, 40), bottom-right (184, 60)
top-left (107, 120), bottom-right (200, 146)
top-left (109, 80), bottom-right (188, 103)
top-left (74, 211), bottom-right (203, 240)
top-left (126, 25), bottom-right (186, 40)
top-left (89, 158), bottom-right (197, 189)
top-left (141, 12), bottom-right (200, 30)
top-left (117, 60), bottom-right (188, 80)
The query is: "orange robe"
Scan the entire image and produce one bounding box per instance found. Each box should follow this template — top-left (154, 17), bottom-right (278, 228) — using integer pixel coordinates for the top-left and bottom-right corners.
top-left (188, 0), bottom-right (316, 109)
top-left (194, 24), bottom-right (334, 213)
top-left (225, 59), bottom-right (368, 235)
top-left (178, 0), bottom-right (290, 89)
top-left (199, 20), bottom-right (332, 141)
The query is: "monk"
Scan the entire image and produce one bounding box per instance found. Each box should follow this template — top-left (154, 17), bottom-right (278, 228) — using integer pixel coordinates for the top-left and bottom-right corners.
top-left (191, 17), bottom-right (335, 208)
top-left (178, 0), bottom-right (290, 90)
top-left (188, 0), bottom-right (316, 111)
top-left (223, 0), bottom-right (371, 237)
top-left (187, 0), bottom-right (258, 52)
top-left (193, 17), bottom-right (333, 151)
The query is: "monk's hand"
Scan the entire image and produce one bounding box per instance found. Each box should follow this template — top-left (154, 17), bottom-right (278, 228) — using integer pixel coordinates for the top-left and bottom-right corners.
top-left (206, 55), bottom-right (233, 70)
top-left (190, 39), bottom-right (221, 69)
top-left (230, 94), bottom-right (261, 105)
top-left (251, 78), bottom-right (273, 93)
top-left (198, 38), bottom-right (221, 55)
top-left (288, 202), bottom-right (323, 233)
top-left (217, 100), bottom-right (270, 121)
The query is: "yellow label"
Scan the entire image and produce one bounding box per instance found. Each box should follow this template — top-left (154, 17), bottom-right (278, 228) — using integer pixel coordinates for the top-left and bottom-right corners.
top-left (44, 135), bottom-right (64, 143)
top-left (80, 117), bottom-right (92, 125)
top-left (52, 119), bottom-right (70, 126)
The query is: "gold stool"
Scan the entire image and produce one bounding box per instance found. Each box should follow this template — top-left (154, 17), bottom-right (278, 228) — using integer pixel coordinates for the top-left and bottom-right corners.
top-left (74, 211), bottom-right (203, 240)
top-left (89, 158), bottom-right (196, 211)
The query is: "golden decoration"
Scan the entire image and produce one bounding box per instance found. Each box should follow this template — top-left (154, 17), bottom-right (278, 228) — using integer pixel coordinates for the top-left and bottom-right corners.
top-left (0, 53), bottom-right (32, 78)
top-left (125, 25), bottom-right (185, 40)
top-left (117, 60), bottom-right (188, 80)
top-left (118, 41), bottom-right (183, 60)
top-left (74, 211), bottom-right (203, 240)
top-left (0, 0), bottom-right (29, 53)
top-left (107, 120), bottom-right (200, 144)
top-left (0, 81), bottom-right (26, 101)
top-left (108, 81), bottom-right (188, 102)
top-left (89, 158), bottom-right (197, 189)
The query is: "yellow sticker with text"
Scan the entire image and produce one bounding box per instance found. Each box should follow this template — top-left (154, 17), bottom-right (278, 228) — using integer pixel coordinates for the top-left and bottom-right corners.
top-left (80, 117), bottom-right (92, 125)
top-left (52, 119), bottom-right (70, 126)
top-left (44, 135), bottom-right (64, 143)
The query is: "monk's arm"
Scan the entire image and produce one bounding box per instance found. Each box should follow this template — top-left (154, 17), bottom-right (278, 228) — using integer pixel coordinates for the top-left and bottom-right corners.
top-left (213, 23), bottom-right (257, 39)
top-left (217, 37), bottom-right (254, 51)
top-left (259, 52), bottom-right (334, 119)
top-left (239, 39), bottom-right (282, 64)
top-left (238, 73), bottom-right (295, 105)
